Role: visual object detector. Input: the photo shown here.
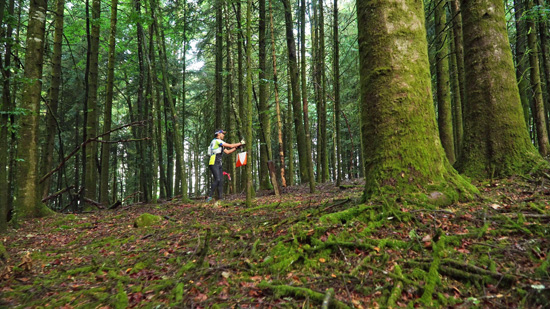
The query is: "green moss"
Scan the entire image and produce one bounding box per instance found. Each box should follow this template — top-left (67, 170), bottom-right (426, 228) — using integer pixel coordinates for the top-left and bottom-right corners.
top-left (0, 242), bottom-right (8, 260)
top-left (115, 281), bottom-right (129, 309)
top-left (133, 213), bottom-right (162, 228)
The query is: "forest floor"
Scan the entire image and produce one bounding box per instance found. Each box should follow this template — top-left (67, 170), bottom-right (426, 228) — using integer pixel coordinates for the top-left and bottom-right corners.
top-left (1, 177), bottom-right (550, 308)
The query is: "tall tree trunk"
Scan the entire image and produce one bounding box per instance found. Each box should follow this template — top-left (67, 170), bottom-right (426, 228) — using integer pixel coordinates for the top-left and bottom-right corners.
top-left (284, 0), bottom-right (314, 191)
top-left (216, 0), bottom-right (223, 130)
top-left (15, 0), bottom-right (52, 218)
top-left (258, 0), bottom-right (272, 190)
top-left (526, 0), bottom-right (549, 155)
top-left (514, 0), bottom-right (531, 127)
top-left (318, 0), bottom-right (328, 182)
top-left (333, 0), bottom-right (341, 186)
top-left (224, 3), bottom-right (237, 195)
top-left (286, 74), bottom-right (294, 187)
top-left (435, 0), bottom-right (455, 163)
top-left (151, 0), bottom-right (187, 201)
top-left (456, 0), bottom-right (547, 177)
top-left (357, 0), bottom-right (476, 201)
top-left (148, 25), bottom-right (167, 199)
top-left (84, 0), bottom-right (101, 207)
top-left (41, 0), bottom-right (64, 201)
top-left (100, 0), bottom-right (119, 205)
top-left (449, 0), bottom-right (465, 157)
top-left (301, 0), bottom-right (315, 190)
top-left (450, 32), bottom-right (463, 158)
top-left (245, 0), bottom-right (255, 206)
top-left (237, 0), bottom-right (246, 193)
top-left (536, 0), bottom-right (550, 117)
top-left (0, 0), bottom-right (15, 230)
top-left (270, 0), bottom-right (286, 187)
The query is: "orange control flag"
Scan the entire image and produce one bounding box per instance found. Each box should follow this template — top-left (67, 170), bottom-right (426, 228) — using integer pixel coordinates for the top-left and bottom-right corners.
top-left (236, 152), bottom-right (247, 167)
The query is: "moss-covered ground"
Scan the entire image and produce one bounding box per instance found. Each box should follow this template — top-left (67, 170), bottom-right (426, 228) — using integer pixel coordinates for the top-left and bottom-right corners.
top-left (1, 178), bottom-right (550, 307)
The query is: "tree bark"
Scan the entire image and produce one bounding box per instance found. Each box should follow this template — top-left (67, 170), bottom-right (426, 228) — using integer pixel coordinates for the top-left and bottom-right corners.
top-left (435, 0), bottom-right (455, 163)
top-left (357, 0), bottom-right (476, 201)
top-left (258, 0), bottom-right (272, 190)
top-left (0, 0), bottom-right (15, 231)
top-left (15, 0), bottom-right (53, 218)
top-left (216, 0), bottom-right (223, 130)
top-left (270, 0), bottom-right (286, 187)
top-left (283, 0), bottom-right (313, 191)
top-left (526, 0), bottom-right (549, 156)
top-left (150, 0), bottom-right (187, 201)
top-left (84, 0), bottom-right (101, 207)
top-left (99, 0), bottom-right (119, 205)
top-left (318, 0), bottom-right (328, 182)
top-left (333, 0), bottom-right (341, 186)
top-left (245, 0), bottom-right (255, 206)
top-left (456, 0), bottom-right (547, 177)
top-left (514, 0), bottom-right (531, 128)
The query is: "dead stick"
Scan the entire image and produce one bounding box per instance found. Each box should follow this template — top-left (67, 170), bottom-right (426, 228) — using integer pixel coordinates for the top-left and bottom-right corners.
top-left (40, 120), bottom-right (148, 184)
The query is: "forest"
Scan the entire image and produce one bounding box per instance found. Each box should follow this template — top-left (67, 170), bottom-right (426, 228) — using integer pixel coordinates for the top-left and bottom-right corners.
top-left (1, 0), bottom-right (550, 307)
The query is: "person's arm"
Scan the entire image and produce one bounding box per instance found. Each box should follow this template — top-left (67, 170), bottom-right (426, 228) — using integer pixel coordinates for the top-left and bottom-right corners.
top-left (221, 141), bottom-right (242, 149)
top-left (224, 147), bottom-right (238, 154)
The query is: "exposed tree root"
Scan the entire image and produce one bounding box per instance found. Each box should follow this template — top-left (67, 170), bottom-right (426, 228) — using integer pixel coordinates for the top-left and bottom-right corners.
top-left (258, 282), bottom-right (350, 309)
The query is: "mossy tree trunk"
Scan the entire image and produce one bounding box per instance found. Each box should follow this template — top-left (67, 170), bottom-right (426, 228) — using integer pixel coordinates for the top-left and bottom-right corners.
top-left (258, 0), bottom-right (272, 190)
top-left (0, 0), bottom-right (15, 231)
top-left (526, 0), bottom-right (550, 156)
top-left (245, 0), bottom-right (255, 206)
top-left (535, 0), bottom-right (550, 128)
top-left (357, 0), bottom-right (476, 201)
top-left (449, 0), bottom-right (465, 120)
top-left (100, 0), bottom-right (118, 205)
top-left (333, 0), bottom-right (341, 187)
top-left (84, 0), bottom-right (101, 207)
top-left (270, 0), bottom-right (286, 187)
top-left (456, 0), bottom-right (547, 178)
top-left (435, 0), bottom-right (455, 163)
top-left (514, 0), bottom-right (531, 130)
top-left (15, 0), bottom-right (53, 218)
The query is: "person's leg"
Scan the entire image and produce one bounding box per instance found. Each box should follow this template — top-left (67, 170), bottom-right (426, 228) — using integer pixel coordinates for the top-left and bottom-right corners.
top-left (208, 165), bottom-right (220, 200)
top-left (217, 164), bottom-right (224, 200)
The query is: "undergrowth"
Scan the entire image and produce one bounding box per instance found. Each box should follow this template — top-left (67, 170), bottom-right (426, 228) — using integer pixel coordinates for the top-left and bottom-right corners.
top-left (1, 178), bottom-right (550, 307)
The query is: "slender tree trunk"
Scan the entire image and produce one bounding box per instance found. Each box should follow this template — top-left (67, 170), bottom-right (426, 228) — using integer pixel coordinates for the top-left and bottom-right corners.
top-left (301, 0), bottom-right (315, 190)
top-left (41, 0), bottom-right (64, 201)
top-left (450, 33), bottom-right (463, 158)
top-left (435, 0), bottom-right (455, 163)
top-left (333, 0), bottom-right (341, 186)
top-left (258, 0), bottom-right (272, 190)
top-left (318, 0), bottom-right (328, 182)
top-left (286, 75), bottom-right (294, 187)
top-left (0, 0), bottom-right (15, 230)
top-left (536, 0), bottom-right (550, 116)
top-left (357, 0), bottom-right (476, 201)
top-left (15, 0), bottom-right (52, 218)
top-left (216, 0), bottom-right (223, 130)
top-left (456, 0), bottom-right (547, 177)
top-left (151, 0), bottom-right (187, 201)
top-left (224, 3), bottom-right (237, 195)
top-left (284, 0), bottom-right (314, 191)
top-left (514, 0), bottom-right (531, 127)
top-left (237, 0), bottom-right (246, 193)
top-left (84, 0), bottom-right (101, 207)
top-left (245, 0), bottom-right (255, 206)
top-left (99, 0), bottom-right (119, 205)
top-left (269, 0), bottom-right (286, 187)
top-left (526, 0), bottom-right (549, 155)
top-left (148, 25), bottom-right (166, 199)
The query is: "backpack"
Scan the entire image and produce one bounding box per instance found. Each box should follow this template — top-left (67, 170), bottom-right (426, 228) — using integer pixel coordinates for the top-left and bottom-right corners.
top-left (207, 139), bottom-right (223, 157)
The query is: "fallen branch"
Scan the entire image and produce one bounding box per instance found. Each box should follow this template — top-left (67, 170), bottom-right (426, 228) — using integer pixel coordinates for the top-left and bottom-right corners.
top-left (40, 120), bottom-right (148, 184)
top-left (83, 198), bottom-right (105, 209)
top-left (41, 185), bottom-right (75, 203)
top-left (322, 288), bottom-right (334, 309)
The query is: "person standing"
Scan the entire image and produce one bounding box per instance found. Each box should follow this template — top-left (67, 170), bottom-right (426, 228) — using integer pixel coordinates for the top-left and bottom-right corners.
top-left (207, 129), bottom-right (244, 201)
